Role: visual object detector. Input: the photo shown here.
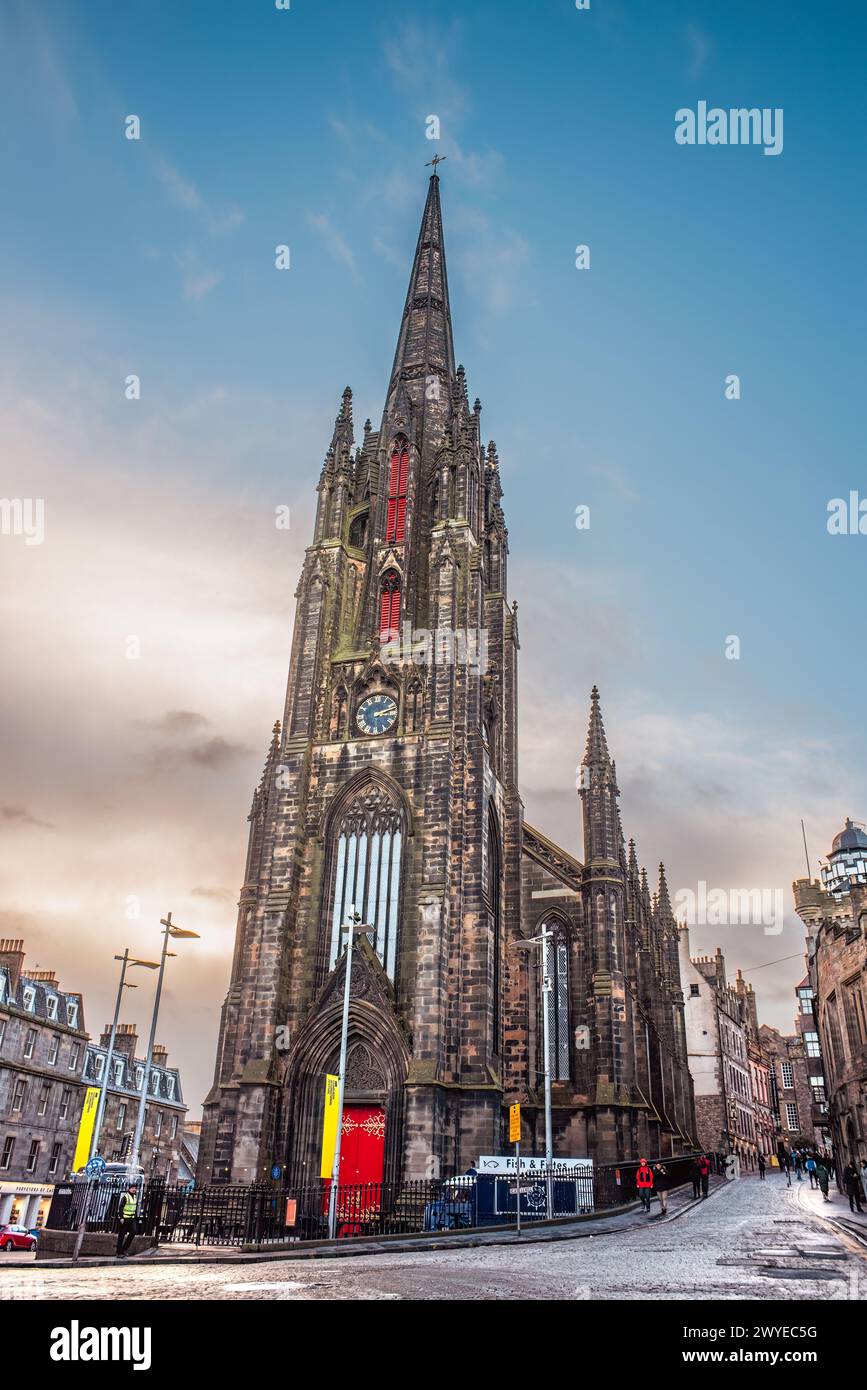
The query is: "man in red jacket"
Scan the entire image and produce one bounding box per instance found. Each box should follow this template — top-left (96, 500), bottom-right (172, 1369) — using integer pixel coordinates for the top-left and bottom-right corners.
top-left (698, 1153), bottom-right (711, 1198)
top-left (636, 1158), bottom-right (654, 1213)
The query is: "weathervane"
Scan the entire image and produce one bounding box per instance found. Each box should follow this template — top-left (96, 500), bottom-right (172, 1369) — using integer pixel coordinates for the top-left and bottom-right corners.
top-left (425, 153), bottom-right (447, 173)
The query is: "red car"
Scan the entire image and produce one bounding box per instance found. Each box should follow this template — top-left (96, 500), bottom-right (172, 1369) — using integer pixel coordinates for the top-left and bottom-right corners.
top-left (0, 1224), bottom-right (38, 1252)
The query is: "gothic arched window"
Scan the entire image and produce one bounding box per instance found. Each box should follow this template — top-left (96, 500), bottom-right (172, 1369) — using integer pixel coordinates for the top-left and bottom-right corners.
top-left (328, 781), bottom-right (403, 979)
top-left (487, 805), bottom-right (502, 1052)
top-left (379, 569), bottom-right (401, 643)
top-left (385, 441), bottom-right (409, 543)
top-left (548, 926), bottom-right (571, 1081)
top-left (405, 679), bottom-right (422, 733)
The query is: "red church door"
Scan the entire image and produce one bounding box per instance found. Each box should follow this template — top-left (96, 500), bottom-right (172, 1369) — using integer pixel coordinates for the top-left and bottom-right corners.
top-left (339, 1105), bottom-right (386, 1184)
top-left (331, 1105), bottom-right (385, 1237)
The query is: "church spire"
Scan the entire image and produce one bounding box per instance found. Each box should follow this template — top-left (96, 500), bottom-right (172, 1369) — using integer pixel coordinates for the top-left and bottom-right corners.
top-left (384, 173), bottom-right (456, 430)
top-left (583, 685), bottom-right (614, 771)
top-left (579, 686), bottom-right (623, 864)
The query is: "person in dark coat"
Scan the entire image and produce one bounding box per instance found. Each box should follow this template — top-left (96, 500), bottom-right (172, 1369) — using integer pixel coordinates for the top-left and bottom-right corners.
top-left (816, 1161), bottom-right (831, 1202)
top-left (757, 1153), bottom-right (766, 1180)
top-left (653, 1162), bottom-right (670, 1215)
top-left (843, 1161), bottom-right (864, 1213)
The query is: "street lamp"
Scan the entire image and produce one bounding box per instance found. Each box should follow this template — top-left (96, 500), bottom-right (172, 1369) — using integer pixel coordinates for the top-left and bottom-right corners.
top-left (129, 913), bottom-right (199, 1176)
top-left (90, 950), bottom-right (160, 1163)
top-left (327, 907), bottom-right (374, 1240)
top-left (511, 923), bottom-right (554, 1220)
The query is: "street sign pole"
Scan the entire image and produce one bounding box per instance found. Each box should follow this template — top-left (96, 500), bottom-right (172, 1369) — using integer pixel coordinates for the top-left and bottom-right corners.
top-left (540, 927), bottom-right (554, 1221)
top-left (327, 910), bottom-right (372, 1241)
top-left (515, 1138), bottom-right (521, 1237)
top-left (509, 1102), bottom-right (522, 1236)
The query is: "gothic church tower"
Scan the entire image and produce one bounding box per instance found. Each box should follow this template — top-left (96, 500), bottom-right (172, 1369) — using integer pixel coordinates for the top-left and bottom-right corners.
top-left (199, 175), bottom-right (519, 1184)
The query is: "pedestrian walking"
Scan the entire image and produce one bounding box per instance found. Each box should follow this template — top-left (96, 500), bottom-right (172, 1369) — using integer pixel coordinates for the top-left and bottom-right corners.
top-left (115, 1184), bottom-right (139, 1258)
top-left (806, 1154), bottom-right (817, 1188)
top-left (782, 1151), bottom-right (792, 1187)
top-left (698, 1153), bottom-right (710, 1198)
top-left (635, 1158), bottom-right (654, 1213)
top-left (843, 1161), bottom-right (864, 1214)
top-left (794, 1151), bottom-right (803, 1182)
top-left (816, 1161), bottom-right (831, 1202)
top-left (860, 1156), bottom-right (867, 1205)
top-left (653, 1162), bottom-right (669, 1216)
top-left (690, 1158), bottom-right (702, 1199)
top-left (757, 1153), bottom-right (766, 1180)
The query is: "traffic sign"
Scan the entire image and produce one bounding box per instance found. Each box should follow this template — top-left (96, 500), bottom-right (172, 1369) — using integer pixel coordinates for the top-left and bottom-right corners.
top-left (271, 1164), bottom-right (282, 1180)
top-left (84, 1155), bottom-right (106, 1177)
top-left (509, 1103), bottom-right (521, 1143)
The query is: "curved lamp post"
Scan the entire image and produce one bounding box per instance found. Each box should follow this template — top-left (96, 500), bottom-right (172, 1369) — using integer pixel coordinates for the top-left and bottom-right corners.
top-left (129, 913), bottom-right (199, 1176)
top-left (89, 949), bottom-right (160, 1162)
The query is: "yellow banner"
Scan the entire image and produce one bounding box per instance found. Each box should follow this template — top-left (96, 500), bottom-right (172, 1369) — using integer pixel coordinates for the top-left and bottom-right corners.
top-left (320, 1074), bottom-right (340, 1179)
top-left (72, 1087), bottom-right (101, 1171)
top-left (509, 1103), bottom-right (521, 1143)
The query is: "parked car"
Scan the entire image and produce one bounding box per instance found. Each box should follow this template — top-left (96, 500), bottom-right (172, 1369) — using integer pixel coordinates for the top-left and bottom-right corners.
top-left (0, 1224), bottom-right (38, 1252)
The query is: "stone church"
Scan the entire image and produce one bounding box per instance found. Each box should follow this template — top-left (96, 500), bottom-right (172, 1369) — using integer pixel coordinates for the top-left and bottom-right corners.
top-left (198, 174), bottom-right (697, 1186)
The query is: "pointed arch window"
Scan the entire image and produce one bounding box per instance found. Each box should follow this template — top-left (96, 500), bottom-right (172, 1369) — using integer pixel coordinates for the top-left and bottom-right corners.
top-left (329, 782), bottom-right (404, 980)
top-left (379, 569), bottom-right (401, 643)
top-left (487, 805), bottom-right (502, 1053)
top-left (385, 442), bottom-right (409, 543)
top-left (543, 922), bottom-right (571, 1082)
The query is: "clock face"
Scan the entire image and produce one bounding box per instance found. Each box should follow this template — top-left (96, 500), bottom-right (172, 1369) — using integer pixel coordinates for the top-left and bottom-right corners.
top-left (356, 694), bottom-right (398, 736)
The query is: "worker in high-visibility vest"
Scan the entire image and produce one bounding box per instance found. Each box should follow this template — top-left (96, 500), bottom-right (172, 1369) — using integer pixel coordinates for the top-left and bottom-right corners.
top-left (116, 1185), bottom-right (139, 1258)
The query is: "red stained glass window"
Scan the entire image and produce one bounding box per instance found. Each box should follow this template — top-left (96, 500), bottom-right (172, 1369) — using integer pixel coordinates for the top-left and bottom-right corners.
top-left (379, 570), bottom-right (401, 642)
top-left (385, 445), bottom-right (409, 543)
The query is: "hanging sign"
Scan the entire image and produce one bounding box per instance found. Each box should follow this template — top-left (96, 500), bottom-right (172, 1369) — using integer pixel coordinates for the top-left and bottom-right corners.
top-left (72, 1087), bottom-right (101, 1172)
top-left (319, 1074), bottom-right (340, 1179)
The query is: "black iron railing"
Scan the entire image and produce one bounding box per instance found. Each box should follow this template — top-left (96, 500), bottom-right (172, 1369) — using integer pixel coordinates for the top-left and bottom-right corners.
top-left (45, 1153), bottom-right (705, 1248)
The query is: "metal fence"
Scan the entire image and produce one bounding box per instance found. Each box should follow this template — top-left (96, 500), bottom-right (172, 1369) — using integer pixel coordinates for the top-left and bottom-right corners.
top-left (46, 1153), bottom-right (705, 1249)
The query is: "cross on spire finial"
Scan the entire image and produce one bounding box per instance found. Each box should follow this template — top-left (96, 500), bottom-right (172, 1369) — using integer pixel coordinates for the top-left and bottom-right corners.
top-left (425, 153), bottom-right (447, 174)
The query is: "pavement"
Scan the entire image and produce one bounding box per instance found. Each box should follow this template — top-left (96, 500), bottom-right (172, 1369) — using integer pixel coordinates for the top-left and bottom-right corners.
top-left (1, 1172), bottom-right (864, 1299)
top-left (19, 1177), bottom-right (719, 1269)
top-left (793, 1177), bottom-right (867, 1248)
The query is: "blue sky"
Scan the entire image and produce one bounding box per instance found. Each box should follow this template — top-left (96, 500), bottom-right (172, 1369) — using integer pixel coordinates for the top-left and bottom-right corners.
top-left (2, 0), bottom-right (864, 1111)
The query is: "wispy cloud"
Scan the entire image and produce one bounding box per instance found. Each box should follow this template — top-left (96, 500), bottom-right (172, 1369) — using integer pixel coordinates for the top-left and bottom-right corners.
top-left (1, 804), bottom-right (54, 831)
top-left (174, 249), bottom-right (223, 301)
top-left (453, 215), bottom-right (530, 318)
top-left (307, 211), bottom-right (359, 280)
top-left (153, 156), bottom-right (202, 212)
top-left (141, 711), bottom-right (248, 769)
top-left (191, 885), bottom-right (234, 903)
top-left (684, 22), bottom-right (712, 79)
top-left (0, 3), bottom-right (78, 130)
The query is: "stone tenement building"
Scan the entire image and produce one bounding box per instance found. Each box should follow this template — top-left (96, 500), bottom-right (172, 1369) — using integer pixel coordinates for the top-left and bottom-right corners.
top-left (199, 174), bottom-right (696, 1186)
top-left (680, 937), bottom-right (771, 1167)
top-left (760, 1024), bottom-right (825, 1155)
top-left (0, 941), bottom-right (187, 1222)
top-left (794, 817), bottom-right (867, 1174)
top-left (83, 1023), bottom-right (186, 1180)
top-left (0, 940), bottom-right (87, 1227)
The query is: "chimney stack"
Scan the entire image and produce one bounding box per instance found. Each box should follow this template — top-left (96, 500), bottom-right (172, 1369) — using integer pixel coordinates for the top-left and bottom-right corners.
top-left (101, 1022), bottom-right (138, 1058)
top-left (0, 938), bottom-right (25, 996)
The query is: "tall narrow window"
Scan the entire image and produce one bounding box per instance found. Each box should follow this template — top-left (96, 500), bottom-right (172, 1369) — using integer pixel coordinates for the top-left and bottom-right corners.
top-left (545, 925), bottom-right (571, 1082)
top-left (379, 570), bottom-right (401, 643)
top-left (385, 443), bottom-right (409, 543)
top-left (487, 806), bottom-right (502, 1053)
top-left (329, 781), bottom-right (404, 980)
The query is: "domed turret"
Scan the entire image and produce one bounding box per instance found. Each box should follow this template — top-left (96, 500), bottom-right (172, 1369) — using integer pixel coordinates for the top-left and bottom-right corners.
top-left (821, 817), bottom-right (867, 898)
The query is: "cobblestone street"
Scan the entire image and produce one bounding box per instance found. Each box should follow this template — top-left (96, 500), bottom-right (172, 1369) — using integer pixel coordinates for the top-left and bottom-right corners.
top-left (2, 1174), bottom-right (864, 1301)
